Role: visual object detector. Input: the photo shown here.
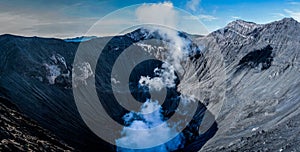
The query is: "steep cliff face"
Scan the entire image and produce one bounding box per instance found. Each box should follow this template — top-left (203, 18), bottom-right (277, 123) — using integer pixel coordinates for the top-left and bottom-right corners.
top-left (0, 18), bottom-right (299, 152)
top-left (0, 35), bottom-right (113, 151)
top-left (0, 31), bottom-right (216, 151)
top-left (0, 97), bottom-right (74, 151)
top-left (183, 18), bottom-right (300, 151)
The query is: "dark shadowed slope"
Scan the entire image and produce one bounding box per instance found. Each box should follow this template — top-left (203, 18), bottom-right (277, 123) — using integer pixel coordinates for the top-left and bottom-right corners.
top-left (0, 18), bottom-right (299, 152)
top-left (0, 31), bottom-right (217, 151)
top-left (0, 97), bottom-right (74, 151)
top-left (0, 34), bottom-right (114, 151)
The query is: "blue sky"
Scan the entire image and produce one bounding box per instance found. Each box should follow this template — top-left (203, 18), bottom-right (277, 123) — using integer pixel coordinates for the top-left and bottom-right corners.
top-left (0, 0), bottom-right (299, 38)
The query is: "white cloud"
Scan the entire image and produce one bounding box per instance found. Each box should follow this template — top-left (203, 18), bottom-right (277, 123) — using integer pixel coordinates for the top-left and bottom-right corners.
top-left (182, 15), bottom-right (199, 21)
top-left (182, 14), bottom-right (218, 22)
top-left (186, 0), bottom-right (201, 11)
top-left (0, 12), bottom-right (40, 35)
top-left (271, 13), bottom-right (286, 18)
top-left (135, 2), bottom-right (177, 27)
top-left (198, 14), bottom-right (218, 21)
top-left (284, 9), bottom-right (300, 21)
top-left (231, 16), bottom-right (241, 19)
top-left (288, 1), bottom-right (300, 5)
top-left (0, 11), bottom-right (98, 38)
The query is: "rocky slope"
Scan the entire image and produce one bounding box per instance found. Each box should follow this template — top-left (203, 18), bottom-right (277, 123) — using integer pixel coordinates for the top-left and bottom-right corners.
top-left (0, 31), bottom-right (216, 151)
top-left (0, 35), bottom-right (113, 151)
top-left (187, 18), bottom-right (300, 151)
top-left (0, 97), bottom-right (74, 151)
top-left (0, 18), bottom-right (299, 151)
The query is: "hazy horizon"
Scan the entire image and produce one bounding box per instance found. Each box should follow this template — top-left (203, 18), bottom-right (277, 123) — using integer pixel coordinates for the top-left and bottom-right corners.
top-left (1, 0), bottom-right (299, 38)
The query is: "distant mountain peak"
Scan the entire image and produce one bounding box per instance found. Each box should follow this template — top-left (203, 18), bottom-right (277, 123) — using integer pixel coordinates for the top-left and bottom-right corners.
top-left (279, 17), bottom-right (298, 23)
top-left (225, 17), bottom-right (299, 31)
top-left (270, 17), bottom-right (299, 26)
top-left (226, 19), bottom-right (260, 30)
top-left (228, 19), bottom-right (257, 26)
top-left (262, 17), bottom-right (300, 33)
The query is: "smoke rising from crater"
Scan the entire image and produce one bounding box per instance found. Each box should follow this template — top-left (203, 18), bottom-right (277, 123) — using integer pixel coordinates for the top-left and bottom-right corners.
top-left (116, 2), bottom-right (195, 151)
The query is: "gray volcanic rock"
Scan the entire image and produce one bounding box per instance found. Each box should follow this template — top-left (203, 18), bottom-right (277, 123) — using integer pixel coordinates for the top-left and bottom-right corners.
top-left (0, 35), bottom-right (113, 151)
top-left (0, 18), bottom-right (299, 152)
top-left (0, 97), bottom-right (74, 151)
top-left (182, 18), bottom-right (300, 151)
top-left (0, 32), bottom-right (214, 151)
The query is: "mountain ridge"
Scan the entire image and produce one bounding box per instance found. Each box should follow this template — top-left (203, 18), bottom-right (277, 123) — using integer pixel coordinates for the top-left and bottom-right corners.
top-left (1, 17), bottom-right (298, 41)
top-left (0, 17), bottom-right (299, 151)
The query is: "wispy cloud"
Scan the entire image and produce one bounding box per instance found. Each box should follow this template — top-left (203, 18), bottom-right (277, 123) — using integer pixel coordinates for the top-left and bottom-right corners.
top-left (198, 14), bottom-right (218, 21)
top-left (183, 14), bottom-right (218, 22)
top-left (287, 1), bottom-right (300, 5)
top-left (186, 0), bottom-right (201, 11)
top-left (270, 12), bottom-right (289, 21)
top-left (271, 13), bottom-right (286, 18)
top-left (284, 9), bottom-right (300, 21)
top-left (231, 16), bottom-right (241, 19)
top-left (0, 0), bottom-right (114, 38)
top-left (0, 11), bottom-right (99, 38)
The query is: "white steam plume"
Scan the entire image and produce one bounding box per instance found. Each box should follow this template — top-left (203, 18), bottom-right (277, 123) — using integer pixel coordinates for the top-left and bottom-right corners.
top-left (135, 2), bottom-right (177, 28)
top-left (116, 2), bottom-right (195, 151)
top-left (116, 100), bottom-right (184, 152)
top-left (139, 65), bottom-right (177, 91)
top-left (186, 0), bottom-right (201, 11)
